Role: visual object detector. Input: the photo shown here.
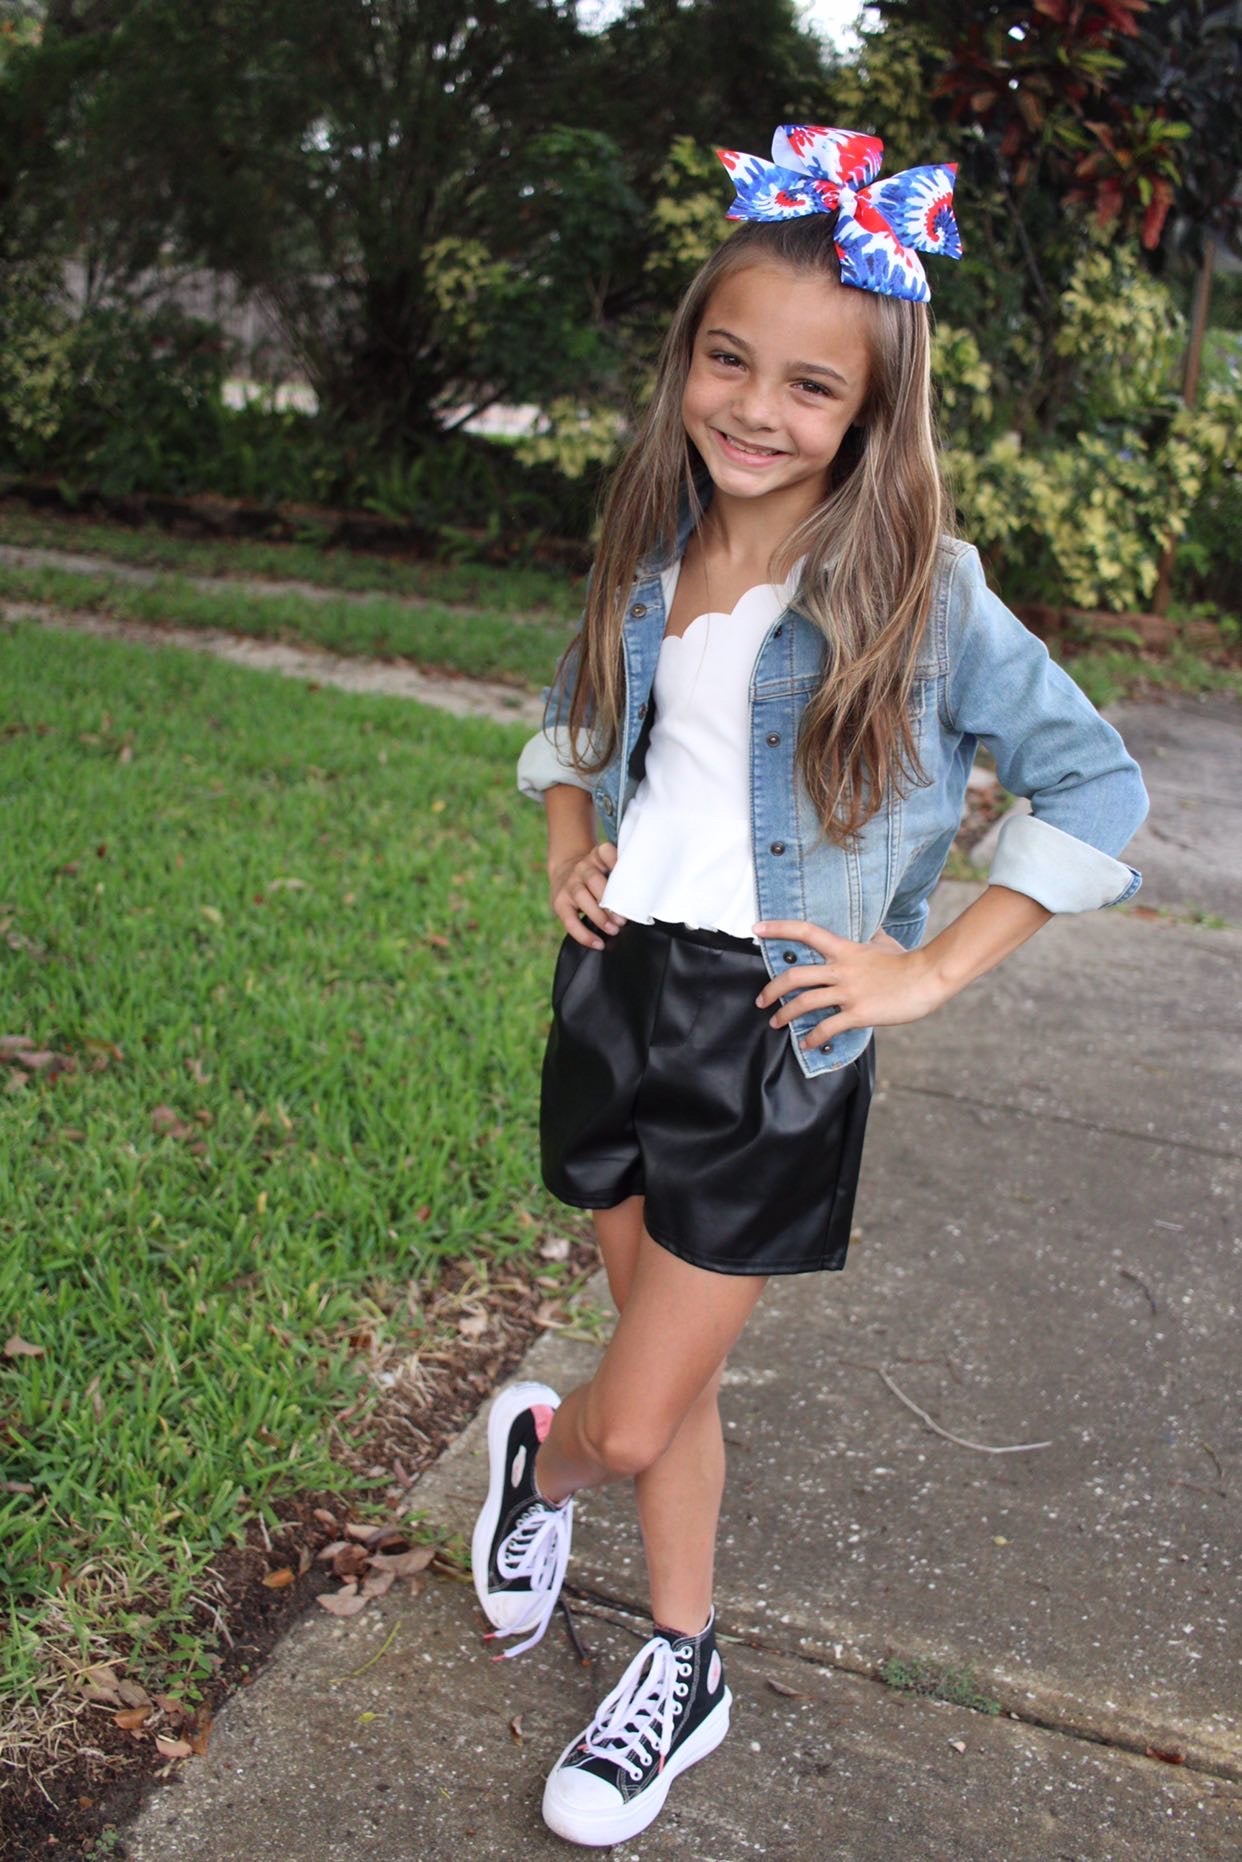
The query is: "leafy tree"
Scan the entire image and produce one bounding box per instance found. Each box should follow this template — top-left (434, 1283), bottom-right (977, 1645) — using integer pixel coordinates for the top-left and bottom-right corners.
top-left (2, 0), bottom-right (834, 450)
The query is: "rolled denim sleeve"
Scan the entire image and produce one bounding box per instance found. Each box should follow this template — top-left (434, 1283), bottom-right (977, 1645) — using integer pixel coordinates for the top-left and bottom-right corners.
top-left (943, 546), bottom-right (1149, 912)
top-left (515, 634), bottom-right (596, 801)
top-left (516, 723), bottom-right (596, 799)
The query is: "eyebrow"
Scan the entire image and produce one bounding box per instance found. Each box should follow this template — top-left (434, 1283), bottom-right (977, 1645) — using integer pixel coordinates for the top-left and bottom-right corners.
top-left (703, 327), bottom-right (850, 388)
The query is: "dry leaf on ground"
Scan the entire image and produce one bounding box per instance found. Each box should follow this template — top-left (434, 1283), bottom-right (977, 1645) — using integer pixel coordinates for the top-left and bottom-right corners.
top-left (4, 1334), bottom-right (44, 1358)
top-left (150, 1105), bottom-right (195, 1141)
top-left (368, 1546), bottom-right (435, 1578)
top-left (317, 1589), bottom-right (369, 1618)
top-left (344, 1520), bottom-right (385, 1544)
top-left (154, 1735), bottom-right (193, 1760)
top-left (331, 1544), bottom-right (370, 1580)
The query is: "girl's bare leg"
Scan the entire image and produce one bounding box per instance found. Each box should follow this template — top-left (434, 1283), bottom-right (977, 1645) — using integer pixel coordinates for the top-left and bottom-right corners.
top-left (537, 1196), bottom-right (765, 1632)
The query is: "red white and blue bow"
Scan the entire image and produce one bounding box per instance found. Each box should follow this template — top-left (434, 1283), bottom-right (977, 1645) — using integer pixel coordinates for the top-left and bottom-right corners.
top-left (715, 126), bottom-right (961, 304)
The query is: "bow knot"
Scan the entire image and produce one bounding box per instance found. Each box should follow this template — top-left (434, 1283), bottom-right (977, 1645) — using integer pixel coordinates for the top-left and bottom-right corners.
top-left (715, 125), bottom-right (962, 303)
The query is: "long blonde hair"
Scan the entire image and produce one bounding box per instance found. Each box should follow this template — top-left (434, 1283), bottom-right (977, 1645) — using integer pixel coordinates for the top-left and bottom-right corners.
top-left (558, 216), bottom-right (951, 845)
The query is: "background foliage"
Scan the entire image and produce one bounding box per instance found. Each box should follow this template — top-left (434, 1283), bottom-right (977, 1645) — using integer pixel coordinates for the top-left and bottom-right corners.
top-left (0, 0), bottom-right (1238, 613)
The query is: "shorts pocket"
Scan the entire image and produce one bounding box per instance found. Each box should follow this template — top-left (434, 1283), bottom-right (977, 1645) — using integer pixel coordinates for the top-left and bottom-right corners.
top-left (551, 933), bottom-right (591, 1012)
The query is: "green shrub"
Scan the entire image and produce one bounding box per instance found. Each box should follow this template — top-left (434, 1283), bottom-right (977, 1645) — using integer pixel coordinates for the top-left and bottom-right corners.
top-left (0, 284), bottom-right (600, 549)
top-left (936, 247), bottom-right (1242, 615)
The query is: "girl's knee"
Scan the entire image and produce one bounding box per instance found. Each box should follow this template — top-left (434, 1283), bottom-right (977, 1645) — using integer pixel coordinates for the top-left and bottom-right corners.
top-left (579, 1378), bottom-right (722, 1480)
top-left (579, 1399), bottom-right (673, 1481)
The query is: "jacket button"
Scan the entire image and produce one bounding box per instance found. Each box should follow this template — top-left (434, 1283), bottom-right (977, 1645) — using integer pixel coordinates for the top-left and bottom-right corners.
top-left (783, 950), bottom-right (797, 964)
top-left (599, 795), bottom-right (614, 816)
top-left (770, 841), bottom-right (785, 856)
top-left (766, 731), bottom-right (781, 746)
top-left (638, 702), bottom-right (647, 718)
top-left (630, 602), bottom-right (647, 618)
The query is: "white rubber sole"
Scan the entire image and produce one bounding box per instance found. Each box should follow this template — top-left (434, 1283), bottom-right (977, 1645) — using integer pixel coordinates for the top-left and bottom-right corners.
top-left (541, 1689), bottom-right (732, 1847)
top-left (470, 1380), bottom-right (562, 1629)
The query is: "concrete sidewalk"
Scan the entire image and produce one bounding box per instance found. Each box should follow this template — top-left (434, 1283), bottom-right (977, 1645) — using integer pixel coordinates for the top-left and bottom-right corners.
top-left (128, 694), bottom-right (1241, 1860)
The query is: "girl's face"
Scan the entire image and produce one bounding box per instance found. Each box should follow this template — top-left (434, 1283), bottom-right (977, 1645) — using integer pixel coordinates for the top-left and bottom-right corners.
top-left (682, 262), bottom-right (873, 516)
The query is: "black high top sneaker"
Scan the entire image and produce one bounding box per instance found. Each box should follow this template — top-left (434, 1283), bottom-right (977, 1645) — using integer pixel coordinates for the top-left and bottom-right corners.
top-left (541, 1609), bottom-right (731, 1846)
top-left (471, 1381), bottom-right (573, 1659)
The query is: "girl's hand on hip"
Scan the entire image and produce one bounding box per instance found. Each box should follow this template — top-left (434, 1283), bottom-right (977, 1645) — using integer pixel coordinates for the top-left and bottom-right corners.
top-left (550, 842), bottom-right (626, 949)
top-left (753, 919), bottom-right (945, 1052)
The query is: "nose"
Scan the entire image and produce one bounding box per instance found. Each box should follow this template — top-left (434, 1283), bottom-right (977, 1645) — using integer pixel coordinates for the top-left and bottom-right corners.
top-left (731, 377), bottom-right (780, 432)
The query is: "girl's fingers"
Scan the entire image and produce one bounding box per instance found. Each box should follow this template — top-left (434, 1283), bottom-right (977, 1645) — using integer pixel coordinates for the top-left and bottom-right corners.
top-left (579, 862), bottom-right (625, 933)
top-left (801, 1015), bottom-right (854, 1051)
top-left (755, 961), bottom-right (837, 1009)
top-left (753, 918), bottom-right (847, 957)
top-left (767, 988), bottom-right (843, 1029)
top-left (556, 878), bottom-right (607, 947)
top-left (558, 908), bottom-right (604, 950)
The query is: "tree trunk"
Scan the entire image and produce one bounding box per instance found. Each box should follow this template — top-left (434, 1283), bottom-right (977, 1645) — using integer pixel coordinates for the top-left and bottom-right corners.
top-left (1152, 233), bottom-right (1217, 617)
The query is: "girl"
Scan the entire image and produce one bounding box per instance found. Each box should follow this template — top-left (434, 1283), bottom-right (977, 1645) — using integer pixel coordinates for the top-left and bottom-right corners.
top-left (471, 125), bottom-right (1148, 1848)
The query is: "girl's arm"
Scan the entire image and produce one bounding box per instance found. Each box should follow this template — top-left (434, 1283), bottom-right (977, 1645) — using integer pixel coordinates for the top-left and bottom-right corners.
top-left (917, 882), bottom-right (1053, 998)
top-left (942, 546), bottom-right (1149, 910)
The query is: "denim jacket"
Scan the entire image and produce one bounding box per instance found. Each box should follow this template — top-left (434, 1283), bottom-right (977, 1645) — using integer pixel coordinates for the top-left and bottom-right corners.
top-left (517, 501), bottom-right (1149, 1078)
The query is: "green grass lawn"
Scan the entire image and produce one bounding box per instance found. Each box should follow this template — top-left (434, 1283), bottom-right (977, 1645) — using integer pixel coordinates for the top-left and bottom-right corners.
top-left (0, 502), bottom-right (585, 619)
top-left (3, 505), bottom-right (1239, 709)
top-left (0, 559), bottom-right (577, 694)
top-left (0, 619), bottom-right (565, 1747)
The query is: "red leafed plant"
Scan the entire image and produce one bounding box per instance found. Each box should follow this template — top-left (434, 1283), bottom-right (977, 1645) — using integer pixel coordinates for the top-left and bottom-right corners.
top-left (920, 0), bottom-right (1187, 238)
top-left (1062, 109), bottom-right (1190, 248)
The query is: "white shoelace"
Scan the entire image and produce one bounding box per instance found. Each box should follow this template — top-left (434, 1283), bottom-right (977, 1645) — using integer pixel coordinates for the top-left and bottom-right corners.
top-left (577, 1637), bottom-right (693, 1783)
top-left (489, 1497), bottom-right (573, 1659)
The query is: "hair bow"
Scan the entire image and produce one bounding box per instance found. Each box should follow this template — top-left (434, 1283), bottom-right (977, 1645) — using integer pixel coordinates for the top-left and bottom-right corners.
top-left (714, 126), bottom-right (961, 304)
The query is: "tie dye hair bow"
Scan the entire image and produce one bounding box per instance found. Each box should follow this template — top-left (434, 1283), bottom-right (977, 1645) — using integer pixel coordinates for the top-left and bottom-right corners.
top-left (715, 126), bottom-right (961, 304)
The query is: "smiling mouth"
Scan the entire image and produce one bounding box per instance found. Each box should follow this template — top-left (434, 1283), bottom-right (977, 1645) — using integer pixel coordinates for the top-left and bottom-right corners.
top-left (714, 429), bottom-right (787, 458)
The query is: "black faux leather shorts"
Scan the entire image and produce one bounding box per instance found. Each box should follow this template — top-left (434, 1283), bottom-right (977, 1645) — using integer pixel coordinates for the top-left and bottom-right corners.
top-left (539, 916), bottom-right (875, 1276)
